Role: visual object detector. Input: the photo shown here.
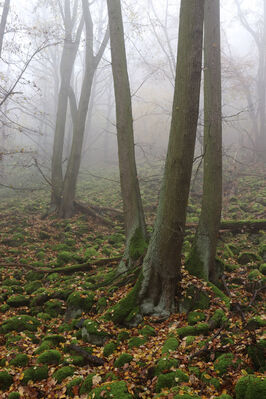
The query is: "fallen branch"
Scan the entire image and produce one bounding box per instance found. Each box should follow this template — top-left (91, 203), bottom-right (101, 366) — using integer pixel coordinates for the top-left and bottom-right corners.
top-left (73, 201), bottom-right (114, 227)
top-left (186, 219), bottom-right (266, 233)
top-left (68, 343), bottom-right (105, 366)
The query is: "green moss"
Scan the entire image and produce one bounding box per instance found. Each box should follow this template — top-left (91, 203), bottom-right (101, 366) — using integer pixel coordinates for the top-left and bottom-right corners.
top-left (139, 325), bottom-right (156, 337)
top-left (186, 244), bottom-right (207, 280)
top-left (67, 291), bottom-right (94, 312)
top-left (0, 304), bottom-right (10, 313)
top-left (79, 373), bottom-right (95, 394)
top-left (259, 263), bottom-right (266, 275)
top-left (187, 311), bottom-right (206, 325)
top-left (35, 341), bottom-right (53, 354)
top-left (22, 366), bottom-right (48, 384)
top-left (37, 349), bottom-right (62, 365)
top-left (8, 393), bottom-right (21, 399)
top-left (208, 282), bottom-right (230, 309)
top-left (10, 354), bottom-right (29, 367)
top-left (217, 395), bottom-right (233, 399)
top-left (66, 377), bottom-right (83, 397)
top-left (44, 299), bottom-right (63, 317)
top-left (43, 334), bottom-right (66, 345)
top-left (177, 323), bottom-right (209, 338)
top-left (238, 252), bottom-right (261, 265)
top-left (155, 370), bottom-right (189, 392)
top-left (56, 250), bottom-right (75, 266)
top-left (103, 342), bottom-right (117, 357)
top-left (117, 331), bottom-right (130, 342)
top-left (81, 319), bottom-right (109, 345)
top-left (128, 336), bottom-right (146, 348)
top-left (84, 247), bottom-right (98, 259)
top-left (235, 375), bottom-right (266, 399)
top-left (247, 340), bottom-right (266, 371)
top-left (0, 315), bottom-right (40, 333)
top-left (7, 294), bottom-right (30, 307)
top-left (209, 309), bottom-right (228, 329)
top-left (110, 274), bottom-right (142, 325)
top-left (180, 285), bottom-right (210, 312)
top-left (47, 272), bottom-right (60, 282)
top-left (88, 381), bottom-right (132, 399)
top-left (188, 366), bottom-right (201, 377)
top-left (53, 366), bottom-right (75, 383)
top-left (25, 281), bottom-right (42, 294)
top-left (247, 316), bottom-right (266, 330)
top-left (162, 337), bottom-right (179, 354)
top-left (114, 353), bottom-right (133, 368)
top-left (2, 278), bottom-right (20, 286)
top-left (248, 270), bottom-right (263, 281)
top-left (129, 227), bottom-right (147, 260)
top-left (0, 371), bottom-right (13, 391)
top-left (214, 353), bottom-right (237, 375)
top-left (25, 271), bottom-right (41, 281)
top-left (154, 357), bottom-right (179, 376)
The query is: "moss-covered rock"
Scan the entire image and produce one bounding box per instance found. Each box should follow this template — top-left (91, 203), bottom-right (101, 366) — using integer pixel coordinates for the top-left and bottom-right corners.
top-left (259, 263), bottom-right (266, 275)
top-left (247, 340), bottom-right (266, 371)
top-left (25, 281), bottom-right (42, 294)
top-left (53, 366), bottom-right (75, 383)
top-left (44, 299), bottom-right (64, 317)
top-left (37, 349), bottom-right (62, 365)
top-left (177, 323), bottom-right (209, 338)
top-left (88, 381), bottom-right (133, 399)
top-left (0, 315), bottom-right (40, 333)
top-left (35, 341), bottom-right (53, 355)
top-left (8, 393), bottom-right (20, 399)
top-left (179, 285), bottom-right (210, 312)
top-left (246, 316), bottom-right (266, 330)
top-left (162, 337), bottom-right (179, 354)
top-left (56, 251), bottom-right (75, 266)
top-left (79, 373), bottom-right (95, 394)
top-left (207, 282), bottom-right (230, 309)
top-left (155, 370), bottom-right (189, 392)
top-left (154, 357), bottom-right (179, 376)
top-left (235, 375), bottom-right (266, 399)
top-left (139, 325), bottom-right (156, 337)
top-left (117, 331), bottom-right (130, 342)
top-left (238, 252), bottom-right (261, 265)
top-left (103, 342), bottom-right (117, 357)
top-left (66, 291), bottom-right (94, 320)
top-left (209, 309), bottom-right (228, 329)
top-left (25, 271), bottom-right (41, 282)
top-left (217, 394), bottom-right (233, 399)
top-left (10, 354), bottom-right (29, 367)
top-left (214, 353), bottom-right (238, 375)
top-left (66, 377), bottom-right (83, 397)
top-left (7, 294), bottom-right (30, 307)
top-left (22, 366), bottom-right (48, 384)
top-left (114, 353), bottom-right (133, 368)
top-left (128, 336), bottom-right (147, 348)
top-left (81, 319), bottom-right (109, 345)
top-left (43, 334), bottom-right (66, 345)
top-left (0, 371), bottom-right (13, 391)
top-left (187, 311), bottom-right (206, 325)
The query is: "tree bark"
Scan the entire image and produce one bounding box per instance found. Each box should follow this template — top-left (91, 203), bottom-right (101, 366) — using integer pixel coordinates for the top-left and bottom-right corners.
top-left (187, 0), bottom-right (222, 283)
top-left (138, 0), bottom-right (204, 317)
top-left (107, 0), bottom-right (147, 271)
top-left (0, 0), bottom-right (10, 59)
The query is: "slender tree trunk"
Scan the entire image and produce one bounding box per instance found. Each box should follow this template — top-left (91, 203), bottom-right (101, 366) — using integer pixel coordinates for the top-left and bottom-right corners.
top-left (0, 0), bottom-right (10, 59)
top-left (107, 0), bottom-right (147, 272)
top-left (135, 0), bottom-right (204, 318)
top-left (187, 0), bottom-right (222, 283)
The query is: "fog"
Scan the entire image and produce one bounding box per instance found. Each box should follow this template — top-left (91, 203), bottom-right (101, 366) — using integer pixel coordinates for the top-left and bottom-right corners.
top-left (0, 0), bottom-right (265, 194)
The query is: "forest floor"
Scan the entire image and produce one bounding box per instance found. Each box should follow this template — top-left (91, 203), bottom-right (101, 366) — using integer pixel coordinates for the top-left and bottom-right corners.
top-left (0, 164), bottom-right (265, 399)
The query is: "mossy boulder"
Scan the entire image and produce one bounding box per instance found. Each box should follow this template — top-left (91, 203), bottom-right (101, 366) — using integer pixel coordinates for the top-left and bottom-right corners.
top-left (66, 377), bottom-right (83, 397)
top-left (214, 353), bottom-right (238, 375)
top-left (177, 323), bottom-right (209, 338)
top-left (88, 381), bottom-right (133, 399)
top-left (259, 263), bottom-right (266, 275)
top-left (179, 285), bottom-right (210, 312)
top-left (0, 371), bottom-right (13, 391)
top-left (53, 366), bottom-right (75, 383)
top-left (217, 394), bottom-right (233, 399)
top-left (114, 353), bottom-right (133, 368)
top-left (235, 375), bottom-right (266, 399)
top-left (238, 252), bottom-right (261, 265)
top-left (44, 299), bottom-right (64, 317)
top-left (43, 334), bottom-right (66, 345)
top-left (128, 336), bottom-right (147, 349)
top-left (22, 366), bottom-right (48, 384)
top-left (0, 315), bottom-right (40, 333)
top-left (162, 337), bottom-right (179, 354)
top-left (247, 340), bottom-right (266, 371)
top-left (81, 319), bottom-right (109, 345)
top-left (154, 357), bottom-right (179, 376)
top-left (103, 342), bottom-right (117, 357)
top-left (37, 349), bottom-right (62, 365)
top-left (66, 291), bottom-right (94, 320)
top-left (155, 370), bottom-right (189, 392)
top-left (209, 309), bottom-right (228, 329)
top-left (248, 269), bottom-right (264, 281)
top-left (79, 373), bottom-right (95, 394)
top-left (8, 393), bottom-right (20, 399)
top-left (10, 354), bottom-right (29, 367)
top-left (25, 281), bottom-right (42, 294)
top-left (56, 251), bottom-right (75, 266)
top-left (187, 311), bottom-right (206, 325)
top-left (25, 271), bottom-right (41, 282)
top-left (246, 316), bottom-right (266, 330)
top-left (139, 325), bottom-right (156, 337)
top-left (7, 294), bottom-right (30, 307)
top-left (117, 331), bottom-right (130, 343)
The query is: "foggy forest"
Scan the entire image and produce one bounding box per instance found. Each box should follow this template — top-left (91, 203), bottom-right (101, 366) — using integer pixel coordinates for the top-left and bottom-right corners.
top-left (0, 0), bottom-right (265, 398)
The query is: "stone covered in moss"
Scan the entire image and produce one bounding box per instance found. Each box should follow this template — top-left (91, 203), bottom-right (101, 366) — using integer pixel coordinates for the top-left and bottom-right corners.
top-left (217, 395), bottom-right (233, 399)
top-left (44, 299), bottom-right (64, 317)
top-left (162, 337), bottom-right (179, 354)
top-left (235, 375), bottom-right (266, 399)
top-left (89, 381), bottom-right (132, 399)
top-left (0, 315), bottom-right (40, 333)
top-left (8, 393), bottom-right (20, 399)
top-left (214, 353), bottom-right (238, 375)
top-left (247, 340), bottom-right (266, 371)
top-left (103, 342), bottom-right (117, 357)
top-left (128, 336), bottom-right (147, 348)
top-left (177, 323), bottom-right (209, 338)
top-left (246, 316), bottom-right (266, 330)
top-left (187, 311), bottom-right (206, 325)
top-left (79, 373), bottom-right (95, 394)
top-left (37, 349), bottom-right (62, 365)
top-left (207, 282), bottom-right (230, 309)
top-left (10, 354), bottom-right (29, 367)
top-left (81, 319), bottom-right (109, 345)
top-left (154, 357), bottom-right (179, 376)
top-left (140, 325), bottom-right (156, 337)
top-left (259, 263), bottom-right (266, 275)
top-left (25, 281), bottom-right (42, 294)
top-left (117, 331), bottom-right (130, 342)
top-left (0, 371), bottom-right (13, 391)
top-left (7, 294), bottom-right (30, 307)
top-left (67, 291), bottom-right (94, 314)
top-left (155, 370), bottom-right (189, 392)
top-left (22, 366), bottom-right (48, 384)
top-left (53, 366), bottom-right (75, 383)
top-left (56, 251), bottom-right (75, 266)
top-left (25, 271), bottom-right (41, 281)
top-left (114, 353), bottom-right (133, 368)
top-left (209, 309), bottom-right (228, 329)
top-left (238, 252), bottom-right (261, 265)
top-left (43, 334), bottom-right (66, 345)
top-left (66, 377), bottom-right (83, 397)
top-left (179, 285), bottom-right (210, 312)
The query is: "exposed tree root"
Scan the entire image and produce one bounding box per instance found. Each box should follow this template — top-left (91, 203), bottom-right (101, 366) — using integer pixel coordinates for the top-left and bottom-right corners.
top-left (68, 343), bottom-right (105, 366)
top-left (73, 201), bottom-right (116, 227)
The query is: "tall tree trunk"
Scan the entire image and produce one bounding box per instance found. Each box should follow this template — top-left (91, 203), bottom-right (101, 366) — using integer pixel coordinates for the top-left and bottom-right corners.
top-left (187, 0), bottom-right (222, 283)
top-left (0, 0), bottom-right (10, 59)
top-left (58, 0), bottom-right (109, 218)
top-left (50, 0), bottom-right (84, 211)
top-left (107, 0), bottom-right (147, 272)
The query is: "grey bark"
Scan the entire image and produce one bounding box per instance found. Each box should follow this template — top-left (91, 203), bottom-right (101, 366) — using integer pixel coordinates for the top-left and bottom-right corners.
top-left (0, 0), bottom-right (10, 58)
top-left (107, 0), bottom-right (147, 271)
top-left (187, 0), bottom-right (222, 283)
top-left (139, 0), bottom-right (204, 317)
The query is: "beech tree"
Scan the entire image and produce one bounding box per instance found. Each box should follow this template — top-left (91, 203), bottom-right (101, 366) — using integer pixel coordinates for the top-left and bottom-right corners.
top-left (0, 0), bottom-right (10, 58)
top-left (111, 0), bottom-right (205, 322)
top-left (107, 0), bottom-right (147, 272)
top-left (187, 0), bottom-right (222, 283)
